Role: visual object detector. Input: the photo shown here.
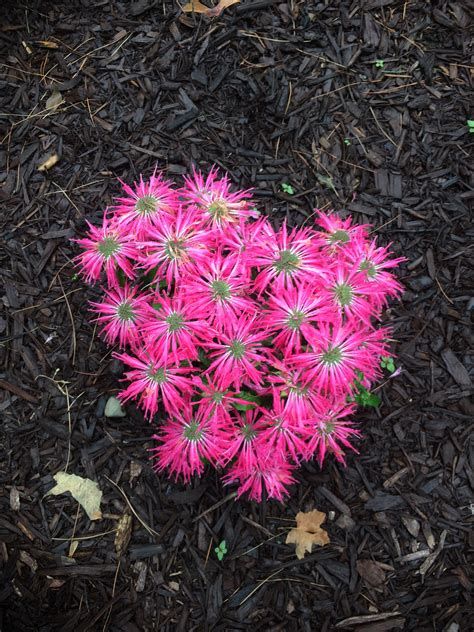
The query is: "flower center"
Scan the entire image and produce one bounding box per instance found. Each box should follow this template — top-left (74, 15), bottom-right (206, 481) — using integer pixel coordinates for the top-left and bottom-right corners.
top-left (321, 345), bottom-right (343, 366)
top-left (241, 423), bottom-right (257, 442)
top-left (211, 279), bottom-right (232, 302)
top-left (183, 421), bottom-right (203, 442)
top-left (116, 301), bottom-right (135, 322)
top-left (273, 249), bottom-right (301, 275)
top-left (97, 236), bottom-right (121, 259)
top-left (272, 417), bottom-right (285, 430)
top-left (147, 366), bottom-right (167, 383)
top-left (289, 382), bottom-right (308, 397)
top-left (165, 311), bottom-right (185, 332)
top-left (211, 390), bottom-right (225, 404)
top-left (135, 195), bottom-right (158, 216)
top-left (164, 237), bottom-right (187, 261)
top-left (334, 282), bottom-right (354, 306)
top-left (208, 199), bottom-right (230, 221)
top-left (318, 421), bottom-right (335, 436)
top-left (359, 258), bottom-right (377, 278)
top-left (286, 309), bottom-right (305, 330)
top-left (328, 229), bottom-right (350, 244)
top-left (228, 339), bottom-right (246, 359)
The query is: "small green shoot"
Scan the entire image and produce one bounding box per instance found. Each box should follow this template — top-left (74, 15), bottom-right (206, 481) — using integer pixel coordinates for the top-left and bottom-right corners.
top-left (71, 273), bottom-right (78, 281)
top-left (215, 540), bottom-right (228, 561)
top-left (467, 120), bottom-right (474, 133)
top-left (281, 183), bottom-right (295, 195)
top-left (374, 59), bottom-right (385, 69)
top-left (350, 370), bottom-right (381, 408)
top-left (343, 138), bottom-right (351, 146)
top-left (380, 356), bottom-right (395, 373)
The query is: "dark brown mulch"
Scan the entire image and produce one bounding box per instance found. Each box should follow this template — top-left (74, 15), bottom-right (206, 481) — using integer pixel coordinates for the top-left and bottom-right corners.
top-left (1, 1), bottom-right (473, 630)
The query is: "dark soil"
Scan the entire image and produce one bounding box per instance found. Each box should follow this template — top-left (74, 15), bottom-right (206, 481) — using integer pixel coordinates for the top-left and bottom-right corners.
top-left (1, 1), bottom-right (473, 630)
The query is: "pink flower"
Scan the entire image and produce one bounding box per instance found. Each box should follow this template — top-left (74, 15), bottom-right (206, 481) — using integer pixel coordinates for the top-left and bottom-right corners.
top-left (220, 216), bottom-right (272, 260)
top-left (249, 222), bottom-right (325, 293)
top-left (220, 408), bottom-right (264, 467)
top-left (115, 349), bottom-right (194, 418)
top-left (315, 210), bottom-right (368, 247)
top-left (181, 250), bottom-right (256, 332)
top-left (305, 400), bottom-right (360, 466)
top-left (90, 284), bottom-right (150, 348)
top-left (182, 166), bottom-right (256, 228)
top-left (140, 206), bottom-right (211, 287)
top-left (114, 172), bottom-right (177, 237)
top-left (224, 450), bottom-right (296, 502)
top-left (261, 283), bottom-right (332, 354)
top-left (319, 257), bottom-right (381, 324)
top-left (151, 405), bottom-right (225, 482)
top-left (257, 395), bottom-right (308, 462)
top-left (75, 214), bottom-right (139, 287)
top-left (141, 291), bottom-right (208, 363)
top-left (291, 322), bottom-right (387, 396)
top-left (192, 377), bottom-right (255, 419)
top-left (267, 364), bottom-right (322, 423)
top-left (206, 317), bottom-right (271, 390)
top-left (344, 237), bottom-right (405, 307)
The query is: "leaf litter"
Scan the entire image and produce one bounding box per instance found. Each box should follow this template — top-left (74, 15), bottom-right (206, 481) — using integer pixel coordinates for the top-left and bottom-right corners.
top-left (286, 509), bottom-right (330, 559)
top-left (47, 472), bottom-right (103, 520)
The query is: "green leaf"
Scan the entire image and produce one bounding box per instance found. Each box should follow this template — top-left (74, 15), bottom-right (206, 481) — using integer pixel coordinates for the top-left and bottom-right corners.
top-left (198, 348), bottom-right (211, 368)
top-left (281, 183), bottom-right (295, 195)
top-left (215, 540), bottom-right (227, 560)
top-left (233, 403), bottom-right (256, 412)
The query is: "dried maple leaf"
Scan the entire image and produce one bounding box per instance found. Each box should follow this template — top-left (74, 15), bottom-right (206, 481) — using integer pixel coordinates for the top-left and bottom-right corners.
top-left (286, 509), bottom-right (330, 559)
top-left (182, 0), bottom-right (240, 17)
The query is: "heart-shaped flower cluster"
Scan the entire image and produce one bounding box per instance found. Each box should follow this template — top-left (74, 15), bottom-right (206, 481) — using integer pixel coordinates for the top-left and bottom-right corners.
top-left (76, 168), bottom-right (403, 502)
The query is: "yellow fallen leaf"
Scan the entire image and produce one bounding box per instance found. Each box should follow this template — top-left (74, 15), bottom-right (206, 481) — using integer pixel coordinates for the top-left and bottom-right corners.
top-left (182, 0), bottom-right (240, 17)
top-left (68, 539), bottom-right (79, 558)
top-left (286, 509), bottom-right (330, 559)
top-left (46, 91), bottom-right (64, 111)
top-left (47, 472), bottom-right (102, 520)
top-left (37, 154), bottom-right (59, 171)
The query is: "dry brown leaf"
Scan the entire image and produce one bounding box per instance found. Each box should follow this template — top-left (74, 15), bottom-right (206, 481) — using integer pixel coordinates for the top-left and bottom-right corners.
top-left (115, 513), bottom-right (133, 556)
top-left (182, 0), bottom-right (240, 17)
top-left (47, 472), bottom-right (102, 520)
top-left (37, 154), bottom-right (59, 171)
top-left (286, 509), bottom-right (330, 559)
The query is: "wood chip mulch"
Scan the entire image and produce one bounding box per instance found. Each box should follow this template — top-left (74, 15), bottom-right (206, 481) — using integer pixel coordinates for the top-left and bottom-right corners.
top-left (1, 1), bottom-right (473, 630)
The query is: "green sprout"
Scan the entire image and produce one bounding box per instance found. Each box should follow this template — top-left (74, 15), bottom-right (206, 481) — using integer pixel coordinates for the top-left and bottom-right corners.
top-left (215, 540), bottom-right (228, 561)
top-left (343, 138), bottom-right (351, 146)
top-left (380, 356), bottom-right (396, 373)
top-left (350, 370), bottom-right (381, 408)
top-left (467, 120), bottom-right (474, 133)
top-left (281, 183), bottom-right (295, 195)
top-left (71, 273), bottom-right (78, 281)
top-left (374, 59), bottom-right (385, 69)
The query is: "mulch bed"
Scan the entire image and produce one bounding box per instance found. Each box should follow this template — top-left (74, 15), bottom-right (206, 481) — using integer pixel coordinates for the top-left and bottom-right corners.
top-left (1, 1), bottom-right (473, 630)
